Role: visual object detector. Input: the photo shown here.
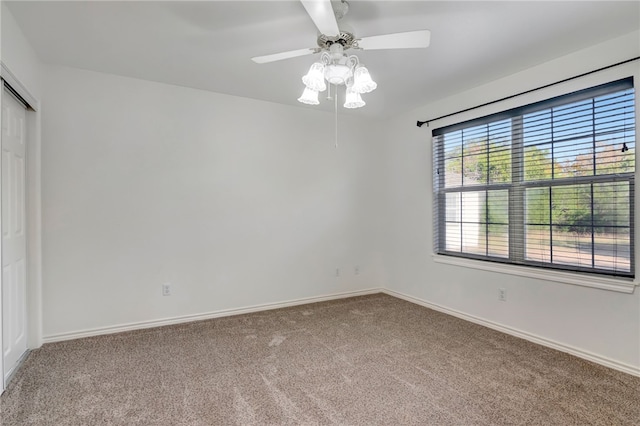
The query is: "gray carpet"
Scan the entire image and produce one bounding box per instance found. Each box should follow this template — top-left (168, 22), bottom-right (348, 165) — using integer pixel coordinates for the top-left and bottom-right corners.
top-left (1, 293), bottom-right (638, 425)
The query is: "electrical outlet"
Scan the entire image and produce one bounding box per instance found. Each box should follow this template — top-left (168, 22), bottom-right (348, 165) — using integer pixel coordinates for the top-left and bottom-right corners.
top-left (354, 266), bottom-right (360, 275)
top-left (498, 288), bottom-right (507, 302)
top-left (162, 283), bottom-right (171, 296)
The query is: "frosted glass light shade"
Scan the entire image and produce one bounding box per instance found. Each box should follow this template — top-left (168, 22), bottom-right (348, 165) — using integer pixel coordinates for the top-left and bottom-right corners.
top-left (352, 66), bottom-right (377, 94)
top-left (298, 87), bottom-right (320, 105)
top-left (325, 64), bottom-right (352, 85)
top-left (344, 86), bottom-right (365, 109)
top-left (302, 62), bottom-right (327, 92)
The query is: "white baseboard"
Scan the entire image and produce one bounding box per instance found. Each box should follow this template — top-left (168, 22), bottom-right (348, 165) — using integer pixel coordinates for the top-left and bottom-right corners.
top-left (382, 289), bottom-right (640, 378)
top-left (43, 288), bottom-right (383, 344)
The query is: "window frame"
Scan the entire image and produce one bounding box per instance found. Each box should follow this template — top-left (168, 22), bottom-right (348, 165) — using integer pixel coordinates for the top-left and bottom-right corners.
top-left (432, 77), bottom-right (636, 288)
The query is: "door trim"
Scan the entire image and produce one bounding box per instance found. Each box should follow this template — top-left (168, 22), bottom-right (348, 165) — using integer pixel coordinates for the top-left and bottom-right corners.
top-left (0, 63), bottom-right (38, 112)
top-left (0, 61), bottom-right (42, 393)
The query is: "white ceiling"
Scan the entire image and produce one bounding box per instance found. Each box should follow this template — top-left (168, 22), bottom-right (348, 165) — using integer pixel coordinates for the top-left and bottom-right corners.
top-left (6, 1), bottom-right (640, 118)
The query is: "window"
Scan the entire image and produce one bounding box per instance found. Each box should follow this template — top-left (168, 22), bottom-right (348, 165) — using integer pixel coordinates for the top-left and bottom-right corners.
top-left (433, 78), bottom-right (635, 278)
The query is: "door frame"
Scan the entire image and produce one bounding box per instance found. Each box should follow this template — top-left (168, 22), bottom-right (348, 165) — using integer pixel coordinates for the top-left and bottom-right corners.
top-left (0, 62), bottom-right (42, 393)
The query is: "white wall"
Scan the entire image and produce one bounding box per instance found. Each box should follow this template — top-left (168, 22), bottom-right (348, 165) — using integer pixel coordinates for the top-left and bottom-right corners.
top-left (41, 65), bottom-right (387, 339)
top-left (8, 0), bottom-right (639, 377)
top-left (382, 30), bottom-right (640, 373)
top-left (1, 2), bottom-right (41, 100)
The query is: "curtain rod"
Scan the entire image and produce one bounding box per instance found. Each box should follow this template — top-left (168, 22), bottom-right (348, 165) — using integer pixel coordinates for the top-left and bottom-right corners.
top-left (416, 56), bottom-right (640, 128)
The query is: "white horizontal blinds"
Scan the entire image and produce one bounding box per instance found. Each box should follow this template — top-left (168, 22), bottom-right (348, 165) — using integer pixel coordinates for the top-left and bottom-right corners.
top-left (437, 120), bottom-right (512, 259)
top-left (433, 77), bottom-right (635, 278)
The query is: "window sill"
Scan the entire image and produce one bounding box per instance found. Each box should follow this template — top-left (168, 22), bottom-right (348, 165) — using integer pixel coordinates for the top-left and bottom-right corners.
top-left (432, 254), bottom-right (638, 293)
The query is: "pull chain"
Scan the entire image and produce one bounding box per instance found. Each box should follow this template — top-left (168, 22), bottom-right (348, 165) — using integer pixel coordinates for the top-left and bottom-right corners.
top-left (334, 84), bottom-right (338, 148)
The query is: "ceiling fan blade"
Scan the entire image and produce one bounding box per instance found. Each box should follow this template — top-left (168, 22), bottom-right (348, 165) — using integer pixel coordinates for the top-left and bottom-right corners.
top-left (358, 30), bottom-right (431, 50)
top-left (252, 48), bottom-right (315, 64)
top-left (300, 0), bottom-right (340, 37)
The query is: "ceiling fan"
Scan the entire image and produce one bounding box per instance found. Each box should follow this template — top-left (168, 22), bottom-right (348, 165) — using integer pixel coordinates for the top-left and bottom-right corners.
top-left (251, 0), bottom-right (431, 108)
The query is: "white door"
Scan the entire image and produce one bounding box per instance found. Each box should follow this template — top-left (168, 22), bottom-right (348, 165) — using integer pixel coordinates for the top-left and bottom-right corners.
top-left (1, 87), bottom-right (27, 384)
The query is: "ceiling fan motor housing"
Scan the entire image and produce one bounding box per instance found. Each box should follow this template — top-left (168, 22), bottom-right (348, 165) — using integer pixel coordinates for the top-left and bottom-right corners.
top-left (317, 31), bottom-right (358, 51)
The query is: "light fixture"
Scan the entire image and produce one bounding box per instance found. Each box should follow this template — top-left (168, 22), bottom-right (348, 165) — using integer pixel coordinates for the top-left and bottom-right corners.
top-left (352, 65), bottom-right (377, 94)
top-left (301, 62), bottom-right (326, 92)
top-left (297, 87), bottom-right (320, 105)
top-left (298, 43), bottom-right (376, 109)
top-left (344, 86), bottom-right (365, 109)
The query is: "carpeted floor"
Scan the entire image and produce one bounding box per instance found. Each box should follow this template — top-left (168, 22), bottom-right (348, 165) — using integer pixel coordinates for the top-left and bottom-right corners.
top-left (1, 293), bottom-right (638, 425)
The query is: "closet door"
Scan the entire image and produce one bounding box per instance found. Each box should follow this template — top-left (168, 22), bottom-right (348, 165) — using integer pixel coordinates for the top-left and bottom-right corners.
top-left (2, 87), bottom-right (28, 384)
